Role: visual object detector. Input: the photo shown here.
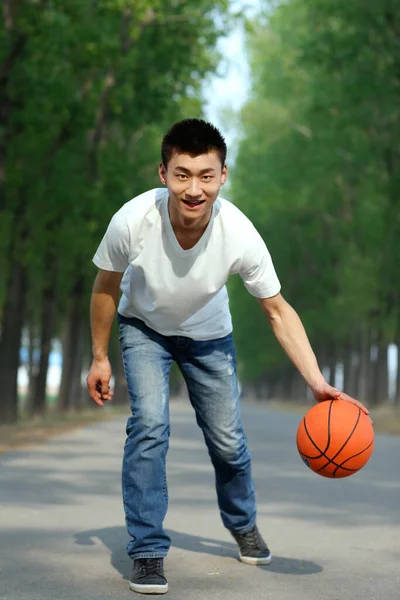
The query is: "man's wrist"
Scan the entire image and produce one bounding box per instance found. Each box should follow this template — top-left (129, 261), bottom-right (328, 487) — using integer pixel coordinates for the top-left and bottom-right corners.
top-left (307, 373), bottom-right (326, 391)
top-left (92, 353), bottom-right (109, 362)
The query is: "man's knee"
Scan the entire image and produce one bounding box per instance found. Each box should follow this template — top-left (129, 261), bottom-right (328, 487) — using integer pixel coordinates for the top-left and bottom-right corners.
top-left (208, 430), bottom-right (251, 465)
top-left (126, 399), bottom-right (168, 439)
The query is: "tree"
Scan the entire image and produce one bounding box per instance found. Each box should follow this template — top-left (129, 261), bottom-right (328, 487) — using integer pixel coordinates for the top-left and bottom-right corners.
top-left (0, 0), bottom-right (231, 423)
top-left (229, 0), bottom-right (400, 404)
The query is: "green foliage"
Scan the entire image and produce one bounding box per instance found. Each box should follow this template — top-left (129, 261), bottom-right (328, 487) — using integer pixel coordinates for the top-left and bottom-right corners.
top-left (0, 0), bottom-right (231, 327)
top-left (229, 0), bottom-right (400, 381)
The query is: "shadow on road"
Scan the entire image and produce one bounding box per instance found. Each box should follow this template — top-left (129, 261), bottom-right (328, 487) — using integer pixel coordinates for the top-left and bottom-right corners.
top-left (74, 526), bottom-right (323, 580)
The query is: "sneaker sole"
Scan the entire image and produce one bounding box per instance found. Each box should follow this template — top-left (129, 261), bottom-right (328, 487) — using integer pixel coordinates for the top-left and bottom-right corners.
top-left (239, 552), bottom-right (272, 566)
top-left (130, 582), bottom-right (168, 595)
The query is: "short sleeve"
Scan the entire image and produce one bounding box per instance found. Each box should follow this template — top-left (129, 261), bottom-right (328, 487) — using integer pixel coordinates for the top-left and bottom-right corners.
top-left (239, 226), bottom-right (281, 298)
top-left (92, 210), bottom-right (130, 272)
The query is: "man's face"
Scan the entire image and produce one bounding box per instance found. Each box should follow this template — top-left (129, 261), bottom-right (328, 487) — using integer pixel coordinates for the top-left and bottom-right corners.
top-left (159, 151), bottom-right (227, 223)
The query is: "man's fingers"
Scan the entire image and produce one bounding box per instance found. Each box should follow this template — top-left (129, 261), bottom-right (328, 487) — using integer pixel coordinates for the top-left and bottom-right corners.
top-left (100, 379), bottom-right (109, 395)
top-left (315, 386), bottom-right (373, 423)
top-left (93, 396), bottom-right (105, 407)
top-left (338, 392), bottom-right (370, 416)
top-left (87, 378), bottom-right (105, 406)
top-left (86, 360), bottom-right (113, 406)
top-left (95, 379), bottom-right (113, 402)
top-left (87, 377), bottom-right (98, 399)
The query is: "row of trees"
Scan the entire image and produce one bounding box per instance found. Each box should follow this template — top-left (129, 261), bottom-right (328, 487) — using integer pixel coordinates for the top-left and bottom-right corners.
top-left (229, 0), bottom-right (400, 406)
top-left (0, 0), bottom-right (231, 424)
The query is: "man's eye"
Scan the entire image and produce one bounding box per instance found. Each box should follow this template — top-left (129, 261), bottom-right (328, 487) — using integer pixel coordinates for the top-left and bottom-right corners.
top-left (202, 176), bottom-right (212, 181)
top-left (177, 174), bottom-right (188, 180)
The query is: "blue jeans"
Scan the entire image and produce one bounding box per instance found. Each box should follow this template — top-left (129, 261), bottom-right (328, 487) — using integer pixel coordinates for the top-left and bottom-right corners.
top-left (117, 314), bottom-right (257, 560)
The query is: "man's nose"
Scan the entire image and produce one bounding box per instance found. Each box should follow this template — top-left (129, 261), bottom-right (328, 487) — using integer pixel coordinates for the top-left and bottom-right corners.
top-left (187, 178), bottom-right (202, 197)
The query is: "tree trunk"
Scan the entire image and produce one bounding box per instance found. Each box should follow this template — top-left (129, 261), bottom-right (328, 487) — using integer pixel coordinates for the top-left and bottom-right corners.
top-left (395, 341), bottom-right (400, 407)
top-left (328, 343), bottom-right (336, 387)
top-left (365, 329), bottom-right (378, 405)
top-left (256, 379), bottom-right (266, 400)
top-left (290, 369), bottom-right (306, 402)
top-left (282, 366), bottom-right (292, 401)
top-left (70, 317), bottom-right (86, 411)
top-left (29, 286), bottom-right (57, 415)
top-left (57, 278), bottom-right (84, 413)
top-left (253, 375), bottom-right (270, 402)
top-left (0, 261), bottom-right (27, 423)
top-left (342, 343), bottom-right (351, 393)
top-left (343, 335), bottom-right (360, 397)
top-left (375, 343), bottom-right (389, 406)
top-left (271, 372), bottom-right (282, 400)
top-left (357, 330), bottom-right (370, 404)
top-left (26, 320), bottom-right (38, 409)
top-left (24, 315), bottom-right (38, 411)
top-left (288, 369), bottom-right (295, 401)
top-left (58, 322), bottom-right (73, 413)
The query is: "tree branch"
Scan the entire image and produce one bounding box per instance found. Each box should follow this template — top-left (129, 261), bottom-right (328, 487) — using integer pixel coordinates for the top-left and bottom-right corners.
top-left (87, 7), bottom-right (157, 178)
top-left (385, 11), bottom-right (400, 39)
top-left (0, 34), bottom-right (27, 90)
top-left (3, 0), bottom-right (23, 30)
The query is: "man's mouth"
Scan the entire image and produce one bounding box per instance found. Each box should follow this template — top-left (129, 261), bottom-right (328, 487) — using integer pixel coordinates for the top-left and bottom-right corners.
top-left (182, 199), bottom-right (206, 208)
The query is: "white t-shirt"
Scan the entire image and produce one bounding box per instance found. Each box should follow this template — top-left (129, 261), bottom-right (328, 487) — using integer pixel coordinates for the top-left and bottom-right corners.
top-left (93, 188), bottom-right (281, 340)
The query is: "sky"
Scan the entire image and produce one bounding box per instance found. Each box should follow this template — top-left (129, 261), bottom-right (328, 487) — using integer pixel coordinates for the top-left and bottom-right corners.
top-left (204, 0), bottom-right (262, 152)
top-left (204, 21), bottom-right (250, 126)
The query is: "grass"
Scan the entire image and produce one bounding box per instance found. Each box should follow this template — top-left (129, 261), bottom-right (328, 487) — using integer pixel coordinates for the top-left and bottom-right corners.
top-left (366, 405), bottom-right (400, 435)
top-left (0, 405), bottom-right (128, 455)
top-left (268, 399), bottom-right (400, 435)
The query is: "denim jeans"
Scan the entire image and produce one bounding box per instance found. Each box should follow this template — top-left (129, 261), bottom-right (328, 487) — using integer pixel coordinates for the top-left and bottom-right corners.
top-left (117, 314), bottom-right (257, 560)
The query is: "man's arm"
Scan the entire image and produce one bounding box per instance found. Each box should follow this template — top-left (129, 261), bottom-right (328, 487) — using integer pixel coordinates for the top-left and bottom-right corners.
top-left (87, 269), bottom-right (124, 406)
top-left (91, 269), bottom-right (123, 360)
top-left (258, 293), bottom-right (370, 415)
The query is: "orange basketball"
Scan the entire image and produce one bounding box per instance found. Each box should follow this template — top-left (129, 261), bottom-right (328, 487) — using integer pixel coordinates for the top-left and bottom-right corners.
top-left (296, 400), bottom-right (374, 478)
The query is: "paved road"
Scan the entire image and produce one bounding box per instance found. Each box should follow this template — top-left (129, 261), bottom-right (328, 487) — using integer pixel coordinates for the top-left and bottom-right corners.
top-left (0, 399), bottom-right (399, 600)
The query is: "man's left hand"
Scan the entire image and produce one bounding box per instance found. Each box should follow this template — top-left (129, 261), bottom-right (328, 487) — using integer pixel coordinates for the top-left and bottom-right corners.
top-left (311, 381), bottom-right (370, 417)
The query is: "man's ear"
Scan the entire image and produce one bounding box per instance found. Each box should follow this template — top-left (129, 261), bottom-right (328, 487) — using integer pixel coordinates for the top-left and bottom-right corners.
top-left (158, 163), bottom-right (167, 186)
top-left (220, 164), bottom-right (228, 186)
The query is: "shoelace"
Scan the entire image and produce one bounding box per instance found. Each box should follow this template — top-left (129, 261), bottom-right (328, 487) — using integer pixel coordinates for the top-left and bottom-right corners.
top-left (242, 528), bottom-right (262, 551)
top-left (139, 558), bottom-right (163, 575)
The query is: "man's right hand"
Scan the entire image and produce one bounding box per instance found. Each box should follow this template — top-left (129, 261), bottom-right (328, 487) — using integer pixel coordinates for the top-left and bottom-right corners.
top-left (86, 358), bottom-right (113, 406)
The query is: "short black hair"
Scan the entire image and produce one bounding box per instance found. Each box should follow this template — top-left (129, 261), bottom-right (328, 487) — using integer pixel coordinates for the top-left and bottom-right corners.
top-left (161, 118), bottom-right (227, 167)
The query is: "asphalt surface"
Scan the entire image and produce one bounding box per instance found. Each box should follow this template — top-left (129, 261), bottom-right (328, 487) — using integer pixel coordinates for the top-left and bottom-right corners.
top-left (0, 399), bottom-right (399, 600)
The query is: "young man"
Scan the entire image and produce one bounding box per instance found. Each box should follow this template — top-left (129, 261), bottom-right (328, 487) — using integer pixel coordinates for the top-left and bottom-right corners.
top-left (87, 119), bottom-right (369, 595)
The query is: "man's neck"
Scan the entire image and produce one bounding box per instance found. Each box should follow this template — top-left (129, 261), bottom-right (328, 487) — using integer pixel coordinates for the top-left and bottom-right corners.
top-left (168, 199), bottom-right (212, 235)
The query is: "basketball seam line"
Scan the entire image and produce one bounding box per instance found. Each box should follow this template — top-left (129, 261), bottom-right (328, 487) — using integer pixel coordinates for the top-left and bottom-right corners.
top-left (302, 400), bottom-right (334, 460)
top-left (303, 418), bottom-right (325, 459)
top-left (338, 439), bottom-right (374, 468)
top-left (330, 407), bottom-right (361, 476)
top-left (327, 400), bottom-right (333, 454)
top-left (299, 449), bottom-right (359, 472)
top-left (301, 403), bottom-right (368, 476)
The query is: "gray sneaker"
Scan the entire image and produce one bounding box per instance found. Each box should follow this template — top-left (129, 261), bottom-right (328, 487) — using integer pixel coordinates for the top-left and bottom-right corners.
top-left (130, 558), bottom-right (168, 595)
top-left (230, 525), bottom-right (272, 565)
